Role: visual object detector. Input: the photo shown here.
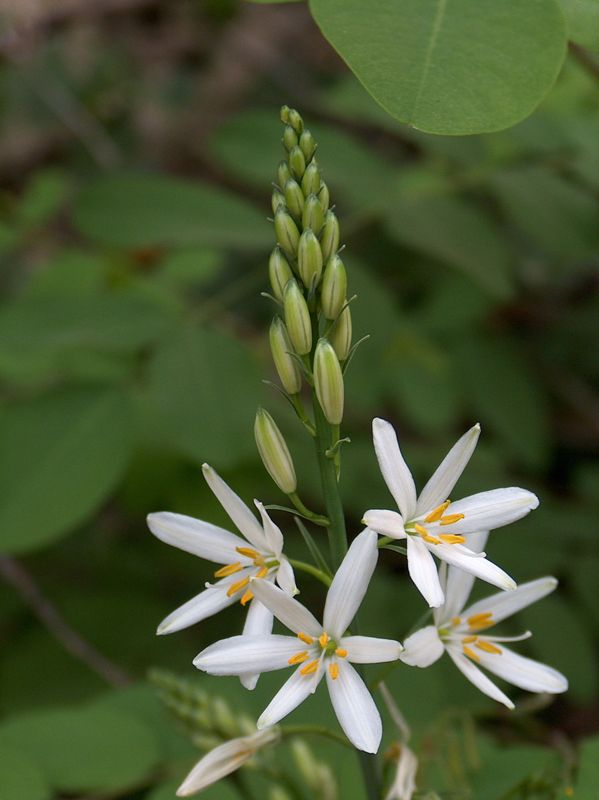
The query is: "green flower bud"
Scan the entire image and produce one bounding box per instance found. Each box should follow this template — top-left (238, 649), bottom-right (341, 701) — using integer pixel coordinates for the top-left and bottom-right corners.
top-left (314, 339), bottom-right (344, 425)
top-left (270, 316), bottom-right (301, 395)
top-left (284, 279), bottom-right (312, 355)
top-left (212, 697), bottom-right (238, 737)
top-left (271, 188), bottom-right (285, 214)
top-left (254, 408), bottom-right (297, 494)
top-left (270, 788), bottom-right (293, 800)
top-left (299, 129), bottom-right (317, 162)
top-left (268, 247), bottom-right (293, 303)
top-left (301, 162), bottom-right (321, 196)
top-left (321, 254), bottom-right (347, 319)
top-left (291, 739), bottom-right (319, 783)
top-left (321, 210), bottom-right (340, 263)
top-left (330, 305), bottom-right (352, 361)
top-left (277, 160), bottom-right (292, 188)
top-left (289, 145), bottom-right (306, 180)
top-left (302, 194), bottom-right (324, 233)
top-left (283, 124), bottom-right (298, 151)
top-left (298, 229), bottom-right (323, 289)
top-left (318, 182), bottom-right (330, 213)
top-left (284, 179), bottom-right (304, 220)
top-left (281, 105), bottom-right (303, 134)
top-left (274, 207), bottom-right (300, 259)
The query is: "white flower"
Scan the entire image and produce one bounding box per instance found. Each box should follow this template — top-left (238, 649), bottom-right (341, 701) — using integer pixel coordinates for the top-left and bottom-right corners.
top-left (385, 744), bottom-right (418, 800)
top-left (147, 464), bottom-right (297, 689)
top-left (193, 529), bottom-right (403, 753)
top-left (176, 727), bottom-right (279, 796)
top-left (363, 418), bottom-right (539, 607)
top-left (400, 534), bottom-right (568, 709)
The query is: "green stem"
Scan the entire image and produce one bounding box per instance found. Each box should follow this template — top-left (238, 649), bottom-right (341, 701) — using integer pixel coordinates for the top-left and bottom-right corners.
top-left (290, 393), bottom-right (316, 436)
top-left (281, 723), bottom-right (353, 748)
top-left (289, 559), bottom-right (332, 587)
top-left (287, 492), bottom-right (330, 526)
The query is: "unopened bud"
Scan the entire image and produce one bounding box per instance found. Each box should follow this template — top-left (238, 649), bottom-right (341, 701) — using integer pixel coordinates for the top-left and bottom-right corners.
top-left (318, 182), bottom-right (330, 213)
top-left (302, 194), bottom-right (324, 233)
top-left (314, 339), bottom-right (344, 425)
top-left (254, 408), bottom-right (297, 494)
top-left (284, 179), bottom-right (304, 219)
top-left (298, 229), bottom-right (323, 289)
top-left (330, 305), bottom-right (352, 361)
top-left (270, 317), bottom-right (301, 395)
top-left (321, 255), bottom-right (347, 319)
top-left (281, 105), bottom-right (303, 134)
top-left (301, 162), bottom-right (321, 196)
top-left (299, 129), bottom-right (317, 162)
top-left (211, 697), bottom-right (238, 738)
top-left (283, 279), bottom-right (312, 355)
top-left (277, 160), bottom-right (292, 188)
top-left (270, 789), bottom-right (293, 800)
top-left (269, 247), bottom-right (293, 303)
top-left (289, 146), bottom-right (306, 180)
top-left (271, 188), bottom-right (285, 214)
top-left (283, 125), bottom-right (298, 151)
top-left (321, 210), bottom-right (340, 263)
top-left (292, 740), bottom-right (319, 783)
top-left (274, 207), bottom-right (300, 259)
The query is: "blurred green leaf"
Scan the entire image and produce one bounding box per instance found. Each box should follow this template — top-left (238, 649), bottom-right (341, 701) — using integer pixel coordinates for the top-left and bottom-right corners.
top-left (470, 737), bottom-right (558, 799)
top-left (560, 0), bottom-right (599, 50)
top-left (16, 169), bottom-right (69, 232)
top-left (575, 736), bottom-right (599, 798)
top-left (0, 746), bottom-right (50, 800)
top-left (0, 388), bottom-right (133, 553)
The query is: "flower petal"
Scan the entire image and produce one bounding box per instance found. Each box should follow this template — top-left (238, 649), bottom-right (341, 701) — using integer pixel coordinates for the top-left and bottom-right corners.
top-left (157, 583), bottom-right (238, 635)
top-left (406, 536), bottom-right (444, 608)
top-left (461, 577), bottom-right (558, 627)
top-left (323, 529), bottom-right (378, 638)
top-left (258, 666), bottom-right (321, 729)
top-left (193, 634), bottom-right (299, 675)
top-left (385, 745), bottom-right (418, 800)
top-left (254, 500), bottom-right (284, 556)
top-left (372, 418), bottom-right (417, 519)
top-left (362, 510), bottom-right (406, 539)
top-left (476, 645), bottom-right (568, 694)
top-left (276, 557), bottom-right (298, 596)
top-left (342, 636), bottom-right (403, 664)
top-left (400, 626), bottom-right (444, 667)
top-left (250, 578), bottom-right (321, 636)
top-left (437, 531), bottom-right (489, 624)
top-left (415, 424), bottom-right (481, 517)
top-left (434, 543), bottom-right (516, 592)
top-left (147, 512), bottom-right (245, 564)
top-left (447, 647), bottom-right (514, 709)
top-left (176, 738), bottom-right (252, 796)
top-left (240, 598), bottom-right (274, 691)
top-left (432, 488), bottom-right (539, 535)
top-left (327, 659), bottom-right (382, 753)
top-left (202, 464), bottom-right (267, 550)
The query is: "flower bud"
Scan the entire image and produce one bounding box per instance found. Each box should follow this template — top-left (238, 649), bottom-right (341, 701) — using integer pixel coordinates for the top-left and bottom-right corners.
top-left (254, 408), bottom-right (297, 494)
top-left (283, 279), bottom-right (312, 355)
top-left (270, 316), bottom-right (301, 395)
top-left (284, 179), bottom-right (304, 220)
top-left (271, 188), bottom-right (285, 214)
top-left (302, 194), bottom-right (324, 233)
top-left (283, 125), bottom-right (298, 151)
top-left (320, 210), bottom-right (340, 263)
top-left (299, 129), bottom-right (317, 162)
top-left (298, 229), bottom-right (323, 289)
top-left (314, 338), bottom-right (344, 425)
top-left (321, 255), bottom-right (347, 320)
top-left (289, 145), bottom-right (306, 180)
top-left (301, 162), bottom-right (320, 196)
top-left (277, 160), bottom-right (292, 188)
top-left (318, 182), bottom-right (330, 213)
top-left (281, 105), bottom-right (303, 134)
top-left (268, 247), bottom-right (293, 303)
top-left (270, 788), bottom-right (293, 800)
top-left (330, 305), bottom-right (352, 361)
top-left (274, 207), bottom-right (300, 259)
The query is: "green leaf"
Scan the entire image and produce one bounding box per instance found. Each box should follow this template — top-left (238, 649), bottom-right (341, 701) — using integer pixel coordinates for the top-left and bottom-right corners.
top-left (309, 0), bottom-right (567, 134)
top-left (575, 736), bottom-right (599, 799)
top-left (560, 0), bottom-right (599, 50)
top-left (470, 737), bottom-right (558, 799)
top-left (16, 169), bottom-right (69, 231)
top-left (0, 746), bottom-right (50, 800)
top-left (73, 173), bottom-right (270, 249)
top-left (0, 388), bottom-right (133, 553)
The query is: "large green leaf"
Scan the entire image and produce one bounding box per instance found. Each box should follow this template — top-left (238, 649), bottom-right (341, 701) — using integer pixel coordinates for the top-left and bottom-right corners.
top-left (73, 173), bottom-right (270, 249)
top-left (309, 0), bottom-right (567, 134)
top-left (0, 746), bottom-right (50, 800)
top-left (0, 388), bottom-right (133, 553)
top-left (560, 0), bottom-right (599, 50)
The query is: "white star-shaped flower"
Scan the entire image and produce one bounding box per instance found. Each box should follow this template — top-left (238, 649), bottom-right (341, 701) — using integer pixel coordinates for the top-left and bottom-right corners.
top-left (363, 418), bottom-right (539, 607)
top-left (193, 529), bottom-right (403, 753)
top-left (147, 464), bottom-right (297, 689)
top-left (400, 532), bottom-right (568, 708)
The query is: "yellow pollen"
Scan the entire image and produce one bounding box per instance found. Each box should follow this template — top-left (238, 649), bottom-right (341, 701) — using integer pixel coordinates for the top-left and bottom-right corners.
top-left (462, 635), bottom-right (477, 644)
top-left (226, 576), bottom-right (250, 597)
top-left (236, 546), bottom-right (259, 559)
top-left (476, 640), bottom-right (502, 655)
top-left (462, 645), bottom-right (481, 662)
top-left (467, 612), bottom-right (494, 631)
top-left (297, 632), bottom-right (314, 645)
top-left (439, 513), bottom-right (465, 526)
top-left (288, 651), bottom-right (309, 665)
top-left (255, 566), bottom-right (269, 579)
top-left (319, 632), bottom-right (330, 648)
top-left (240, 589), bottom-right (254, 606)
top-left (300, 659), bottom-right (320, 676)
top-left (329, 662), bottom-right (339, 680)
top-left (214, 562), bottom-right (242, 578)
top-left (335, 647), bottom-right (348, 658)
top-left (414, 524), bottom-right (440, 545)
top-left (451, 616), bottom-right (461, 626)
top-left (439, 533), bottom-right (466, 544)
top-left (424, 500), bottom-right (451, 523)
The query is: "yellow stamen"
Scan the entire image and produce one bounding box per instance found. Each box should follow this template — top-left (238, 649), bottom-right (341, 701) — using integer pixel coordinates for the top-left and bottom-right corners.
top-left (414, 524), bottom-right (440, 545)
top-left (462, 635), bottom-right (477, 644)
top-left (226, 576), bottom-right (250, 597)
top-left (439, 513), bottom-right (465, 526)
top-left (451, 616), bottom-right (461, 626)
top-left (255, 566), bottom-right (269, 579)
top-left (297, 632), bottom-right (314, 645)
top-left (467, 612), bottom-right (494, 631)
top-left (288, 651), bottom-right (309, 665)
top-left (240, 589), bottom-right (254, 606)
top-left (329, 662), bottom-right (339, 680)
top-left (300, 659), bottom-right (319, 675)
top-left (476, 640), bottom-right (502, 655)
top-left (335, 647), bottom-right (348, 658)
top-left (319, 632), bottom-right (330, 648)
top-left (439, 533), bottom-right (466, 544)
top-left (424, 500), bottom-right (451, 523)
top-left (214, 562), bottom-right (242, 578)
top-left (236, 546), bottom-right (259, 559)
top-left (462, 645), bottom-right (481, 662)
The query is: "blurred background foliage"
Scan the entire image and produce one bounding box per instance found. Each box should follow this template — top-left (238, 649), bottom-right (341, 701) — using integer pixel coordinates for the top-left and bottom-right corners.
top-left (0, 1), bottom-right (598, 798)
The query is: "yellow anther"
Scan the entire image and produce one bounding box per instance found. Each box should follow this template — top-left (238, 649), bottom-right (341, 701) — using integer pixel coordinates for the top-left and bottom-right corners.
top-left (462, 635), bottom-right (477, 644)
top-left (297, 632), bottom-right (314, 645)
top-left (424, 500), bottom-right (451, 523)
top-left (467, 612), bottom-right (494, 631)
top-left (329, 662), bottom-right (339, 680)
top-left (226, 576), bottom-right (250, 597)
top-left (335, 647), bottom-right (348, 658)
top-left (288, 651), bottom-right (309, 665)
top-left (439, 513), bottom-right (465, 526)
top-left (255, 566), bottom-right (269, 579)
top-left (236, 546), bottom-right (259, 559)
top-left (462, 645), bottom-right (481, 662)
top-left (451, 616), bottom-right (461, 626)
top-left (240, 589), bottom-right (254, 606)
top-left (439, 533), bottom-right (466, 544)
top-left (475, 640), bottom-right (502, 655)
top-left (414, 524), bottom-right (440, 545)
top-left (319, 632), bottom-right (330, 648)
top-left (300, 659), bottom-right (320, 676)
top-left (214, 562), bottom-right (242, 578)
